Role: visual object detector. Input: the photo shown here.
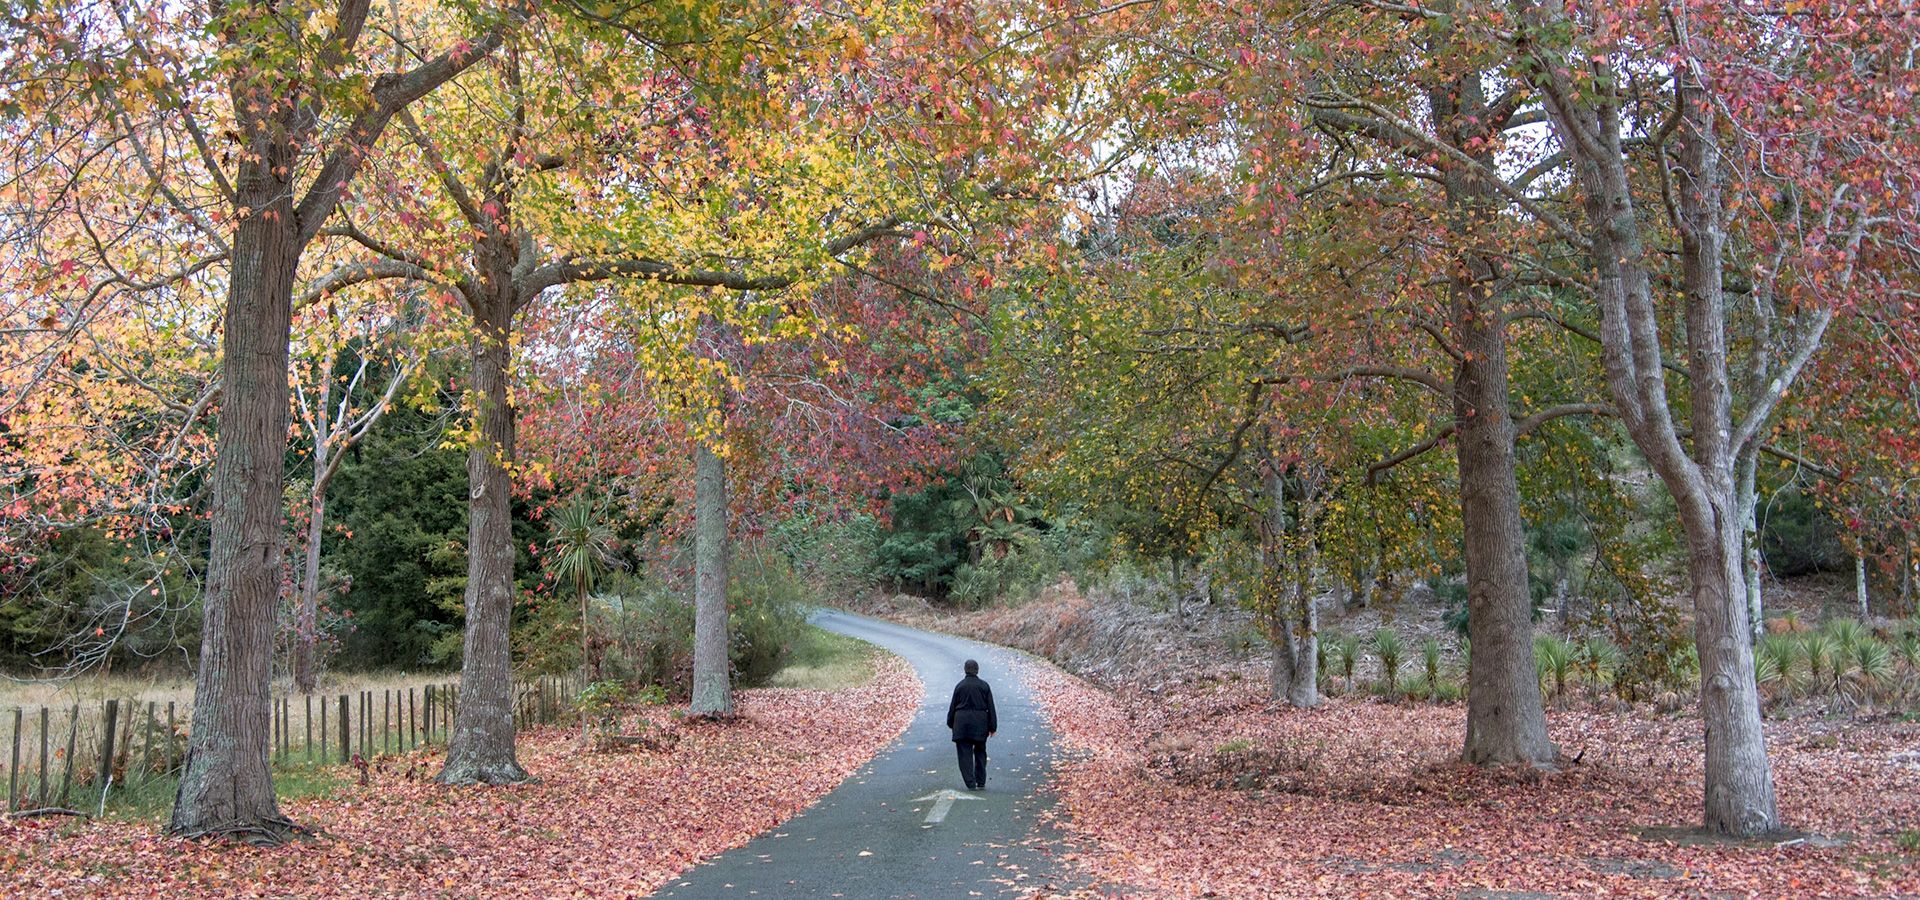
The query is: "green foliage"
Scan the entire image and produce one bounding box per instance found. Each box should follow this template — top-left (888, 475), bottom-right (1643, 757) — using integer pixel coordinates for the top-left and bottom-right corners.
top-left (1755, 619), bottom-right (1920, 711)
top-left (1371, 628), bottom-right (1404, 696)
top-left (0, 525), bottom-right (200, 671)
top-left (548, 502), bottom-right (619, 609)
top-left (949, 516), bottom-right (1107, 609)
top-left (728, 550), bottom-right (813, 686)
top-left (1533, 634), bottom-right (1575, 700)
top-left (770, 512), bottom-right (881, 600)
top-left (1759, 488), bottom-right (1847, 577)
top-left (324, 400), bottom-right (543, 670)
top-left (1420, 636), bottom-right (1444, 694)
top-left (1825, 618), bottom-right (1867, 661)
top-left (575, 680), bottom-right (630, 732)
top-left (565, 545), bottom-right (812, 694)
top-left (1756, 634), bottom-right (1799, 696)
top-left (1575, 635), bottom-right (1622, 696)
top-left (1804, 631), bottom-right (1839, 690)
top-left (869, 474), bottom-right (973, 597)
top-left (1328, 631), bottom-right (1360, 689)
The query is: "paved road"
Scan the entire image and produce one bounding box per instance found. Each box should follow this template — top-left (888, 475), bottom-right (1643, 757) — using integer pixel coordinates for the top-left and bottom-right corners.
top-left (653, 609), bottom-right (1077, 899)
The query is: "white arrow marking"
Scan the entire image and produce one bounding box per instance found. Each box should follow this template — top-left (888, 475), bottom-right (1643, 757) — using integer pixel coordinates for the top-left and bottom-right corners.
top-left (912, 788), bottom-right (981, 825)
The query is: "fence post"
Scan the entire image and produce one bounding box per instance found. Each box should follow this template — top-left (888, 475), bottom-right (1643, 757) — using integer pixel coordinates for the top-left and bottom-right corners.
top-left (165, 702), bottom-right (176, 773)
top-left (97, 700), bottom-right (120, 806)
top-left (8, 707), bottom-right (20, 811)
top-left (305, 695), bottom-right (314, 765)
top-left (383, 691), bottom-right (391, 755)
top-left (408, 689), bottom-right (417, 750)
top-left (338, 695), bottom-right (350, 764)
top-left (58, 705), bottom-right (78, 807)
top-left (141, 702), bottom-right (156, 788)
top-left (39, 706), bottom-right (51, 807)
top-left (116, 698), bottom-right (135, 778)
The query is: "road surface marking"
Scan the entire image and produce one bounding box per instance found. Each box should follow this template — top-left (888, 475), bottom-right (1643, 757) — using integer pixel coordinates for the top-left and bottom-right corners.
top-left (913, 789), bottom-right (981, 825)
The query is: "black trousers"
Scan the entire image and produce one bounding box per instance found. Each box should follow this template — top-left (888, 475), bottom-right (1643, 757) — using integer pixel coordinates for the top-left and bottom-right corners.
top-left (955, 739), bottom-right (987, 788)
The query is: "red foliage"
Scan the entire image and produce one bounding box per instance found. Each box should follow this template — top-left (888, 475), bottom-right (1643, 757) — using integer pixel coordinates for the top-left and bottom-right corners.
top-left (0, 658), bottom-right (919, 896)
top-left (1027, 665), bottom-right (1920, 898)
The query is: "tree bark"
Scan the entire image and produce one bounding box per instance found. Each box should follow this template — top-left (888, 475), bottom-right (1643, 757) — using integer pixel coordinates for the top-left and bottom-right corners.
top-left (294, 362), bottom-right (332, 697)
top-left (167, 168), bottom-right (301, 843)
top-left (1675, 83), bottom-right (1780, 836)
top-left (437, 304), bottom-right (530, 785)
top-left (293, 482), bottom-right (325, 695)
top-left (1453, 290), bottom-right (1556, 767)
top-left (690, 439), bottom-right (734, 716)
top-left (1856, 553), bottom-right (1870, 620)
top-left (1685, 497), bottom-right (1780, 834)
top-left (1259, 455), bottom-right (1319, 708)
top-left (1738, 452), bottom-right (1764, 640)
top-left (1278, 573), bottom-right (1320, 708)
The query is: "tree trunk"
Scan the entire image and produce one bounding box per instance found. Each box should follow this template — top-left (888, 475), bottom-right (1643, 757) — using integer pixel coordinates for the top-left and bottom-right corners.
top-left (1453, 303), bottom-right (1556, 767)
top-left (293, 481), bottom-right (325, 695)
top-left (167, 171), bottom-right (301, 843)
top-left (1738, 452), bottom-right (1764, 640)
top-left (690, 440), bottom-right (733, 716)
top-left (1856, 553), bottom-right (1870, 620)
top-left (1685, 498), bottom-right (1781, 835)
top-left (438, 308), bottom-right (530, 785)
top-left (1259, 456), bottom-right (1318, 708)
top-left (1279, 572), bottom-right (1320, 708)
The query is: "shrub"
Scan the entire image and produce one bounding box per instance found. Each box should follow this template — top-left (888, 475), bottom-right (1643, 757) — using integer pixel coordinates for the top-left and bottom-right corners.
top-left (1825, 618), bottom-right (1867, 667)
top-left (1534, 634), bottom-right (1575, 700)
top-left (1847, 637), bottom-right (1896, 705)
top-left (1372, 628), bottom-right (1405, 697)
top-left (1576, 635), bottom-right (1622, 697)
top-left (1803, 631), bottom-right (1839, 691)
top-left (576, 680), bottom-right (629, 730)
top-left (727, 551), bottom-right (812, 687)
top-left (1328, 632), bottom-right (1360, 691)
top-left (1895, 631), bottom-right (1920, 673)
top-left (1756, 633), bottom-right (1799, 700)
top-left (579, 545), bottom-right (813, 696)
top-left (1420, 637), bottom-right (1443, 696)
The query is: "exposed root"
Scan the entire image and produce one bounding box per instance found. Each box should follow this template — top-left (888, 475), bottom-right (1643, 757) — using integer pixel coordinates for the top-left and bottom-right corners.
top-left (7, 807), bottom-right (90, 820)
top-left (169, 813), bottom-right (311, 847)
top-left (435, 760), bottom-right (537, 786)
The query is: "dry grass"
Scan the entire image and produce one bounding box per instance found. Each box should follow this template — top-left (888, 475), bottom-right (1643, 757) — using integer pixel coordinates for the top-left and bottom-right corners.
top-left (0, 669), bottom-right (452, 711)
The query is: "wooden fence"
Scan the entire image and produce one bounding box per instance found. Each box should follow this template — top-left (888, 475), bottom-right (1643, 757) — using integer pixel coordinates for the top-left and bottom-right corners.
top-left (3, 673), bottom-right (583, 815)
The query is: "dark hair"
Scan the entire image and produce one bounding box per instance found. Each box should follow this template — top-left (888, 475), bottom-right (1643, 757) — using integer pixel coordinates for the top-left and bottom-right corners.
top-left (964, 659), bottom-right (979, 675)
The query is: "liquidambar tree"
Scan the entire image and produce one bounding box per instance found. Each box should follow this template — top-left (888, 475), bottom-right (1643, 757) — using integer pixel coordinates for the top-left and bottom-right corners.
top-left (1520, 0), bottom-right (1920, 835)
top-left (1, 0), bottom-right (508, 841)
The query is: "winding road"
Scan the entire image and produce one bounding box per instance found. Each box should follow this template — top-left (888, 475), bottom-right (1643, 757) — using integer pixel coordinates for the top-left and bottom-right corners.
top-left (652, 609), bottom-right (1080, 899)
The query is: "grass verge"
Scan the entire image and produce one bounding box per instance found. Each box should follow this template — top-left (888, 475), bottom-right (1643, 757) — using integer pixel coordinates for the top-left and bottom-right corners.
top-left (767, 625), bottom-right (881, 691)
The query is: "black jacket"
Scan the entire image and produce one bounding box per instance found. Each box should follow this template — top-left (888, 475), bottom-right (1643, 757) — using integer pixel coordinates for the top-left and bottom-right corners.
top-left (946, 674), bottom-right (997, 743)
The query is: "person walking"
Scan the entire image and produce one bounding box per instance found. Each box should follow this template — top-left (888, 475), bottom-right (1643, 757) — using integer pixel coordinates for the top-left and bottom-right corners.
top-left (946, 659), bottom-right (997, 791)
